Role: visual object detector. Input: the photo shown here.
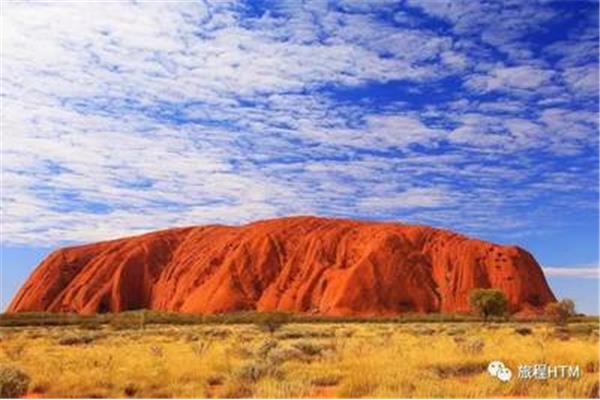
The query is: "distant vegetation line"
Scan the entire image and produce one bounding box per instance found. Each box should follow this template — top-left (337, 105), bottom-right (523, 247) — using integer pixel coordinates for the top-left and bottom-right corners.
top-left (0, 310), bottom-right (596, 327)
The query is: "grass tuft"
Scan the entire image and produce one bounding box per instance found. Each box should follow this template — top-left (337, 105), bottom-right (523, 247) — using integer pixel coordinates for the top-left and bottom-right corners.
top-left (0, 365), bottom-right (30, 398)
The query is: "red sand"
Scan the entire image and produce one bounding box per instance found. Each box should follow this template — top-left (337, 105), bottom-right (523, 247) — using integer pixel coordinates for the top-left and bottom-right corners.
top-left (7, 216), bottom-right (556, 316)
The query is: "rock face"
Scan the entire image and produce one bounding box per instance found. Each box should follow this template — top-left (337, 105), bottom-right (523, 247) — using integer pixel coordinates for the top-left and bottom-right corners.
top-left (8, 216), bottom-right (556, 316)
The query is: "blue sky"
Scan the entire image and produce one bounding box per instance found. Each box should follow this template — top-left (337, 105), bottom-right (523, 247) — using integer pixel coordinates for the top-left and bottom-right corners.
top-left (1, 0), bottom-right (598, 313)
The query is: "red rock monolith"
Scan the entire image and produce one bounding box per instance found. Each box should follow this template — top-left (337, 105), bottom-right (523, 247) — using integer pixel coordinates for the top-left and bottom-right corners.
top-left (7, 216), bottom-right (556, 316)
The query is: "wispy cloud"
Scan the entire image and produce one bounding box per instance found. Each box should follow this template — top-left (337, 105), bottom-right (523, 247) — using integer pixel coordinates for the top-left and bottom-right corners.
top-left (543, 267), bottom-right (600, 279)
top-left (1, 1), bottom-right (598, 246)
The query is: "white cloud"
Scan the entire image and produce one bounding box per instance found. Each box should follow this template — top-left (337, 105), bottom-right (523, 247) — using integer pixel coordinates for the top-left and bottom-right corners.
top-left (466, 66), bottom-right (554, 92)
top-left (359, 187), bottom-right (452, 210)
top-left (1, 0), bottom-right (597, 247)
top-left (302, 114), bottom-right (444, 149)
top-left (540, 108), bottom-right (598, 141)
top-left (543, 267), bottom-right (599, 279)
top-left (562, 65), bottom-right (599, 96)
top-left (449, 113), bottom-right (517, 148)
top-left (441, 50), bottom-right (469, 70)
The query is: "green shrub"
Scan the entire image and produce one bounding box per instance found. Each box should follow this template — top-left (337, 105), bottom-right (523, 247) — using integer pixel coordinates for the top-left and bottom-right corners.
top-left (469, 289), bottom-right (508, 320)
top-left (0, 365), bottom-right (30, 398)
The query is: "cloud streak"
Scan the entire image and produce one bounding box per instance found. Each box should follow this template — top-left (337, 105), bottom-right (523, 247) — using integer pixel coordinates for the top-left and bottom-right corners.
top-left (543, 267), bottom-right (600, 279)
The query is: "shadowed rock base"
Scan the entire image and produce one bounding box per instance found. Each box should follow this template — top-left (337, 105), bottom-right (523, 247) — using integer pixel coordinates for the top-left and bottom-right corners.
top-left (8, 216), bottom-right (556, 316)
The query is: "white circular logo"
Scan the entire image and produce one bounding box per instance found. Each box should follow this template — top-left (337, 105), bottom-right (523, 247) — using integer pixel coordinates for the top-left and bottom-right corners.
top-left (488, 361), bottom-right (512, 382)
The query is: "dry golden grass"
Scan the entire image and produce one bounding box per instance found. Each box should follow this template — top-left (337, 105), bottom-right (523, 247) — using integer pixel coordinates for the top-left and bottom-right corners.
top-left (0, 321), bottom-right (598, 398)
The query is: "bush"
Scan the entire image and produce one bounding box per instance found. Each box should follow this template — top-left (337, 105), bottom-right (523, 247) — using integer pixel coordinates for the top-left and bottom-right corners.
top-left (109, 312), bottom-right (146, 330)
top-left (202, 327), bottom-right (231, 339)
top-left (254, 312), bottom-right (291, 335)
top-left (235, 360), bottom-right (283, 382)
top-left (236, 362), bottom-right (268, 382)
top-left (268, 347), bottom-right (307, 364)
top-left (457, 337), bottom-right (485, 355)
top-left (206, 375), bottom-right (223, 386)
top-left (123, 383), bottom-right (138, 397)
top-left (58, 334), bottom-right (96, 346)
top-left (432, 361), bottom-right (488, 378)
top-left (469, 289), bottom-right (508, 320)
top-left (256, 339), bottom-right (278, 358)
top-left (191, 340), bottom-right (213, 356)
top-left (545, 299), bottom-right (576, 325)
top-left (553, 327), bottom-right (571, 341)
top-left (292, 340), bottom-right (327, 357)
top-left (514, 326), bottom-right (533, 336)
top-left (275, 328), bottom-right (335, 340)
top-left (0, 365), bottom-right (30, 398)
top-left (560, 298), bottom-right (576, 315)
top-left (568, 324), bottom-right (594, 336)
top-left (446, 328), bottom-right (466, 336)
top-left (311, 374), bottom-right (342, 387)
top-left (184, 332), bottom-right (200, 342)
top-left (411, 327), bottom-right (436, 336)
top-left (79, 320), bottom-right (103, 330)
top-left (221, 381), bottom-right (253, 398)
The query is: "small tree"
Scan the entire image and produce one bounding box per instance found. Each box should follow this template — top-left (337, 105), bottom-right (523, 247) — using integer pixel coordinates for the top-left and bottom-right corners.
top-left (254, 312), bottom-right (291, 335)
top-left (469, 289), bottom-right (509, 321)
top-left (545, 298), bottom-right (576, 325)
top-left (560, 298), bottom-right (576, 316)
